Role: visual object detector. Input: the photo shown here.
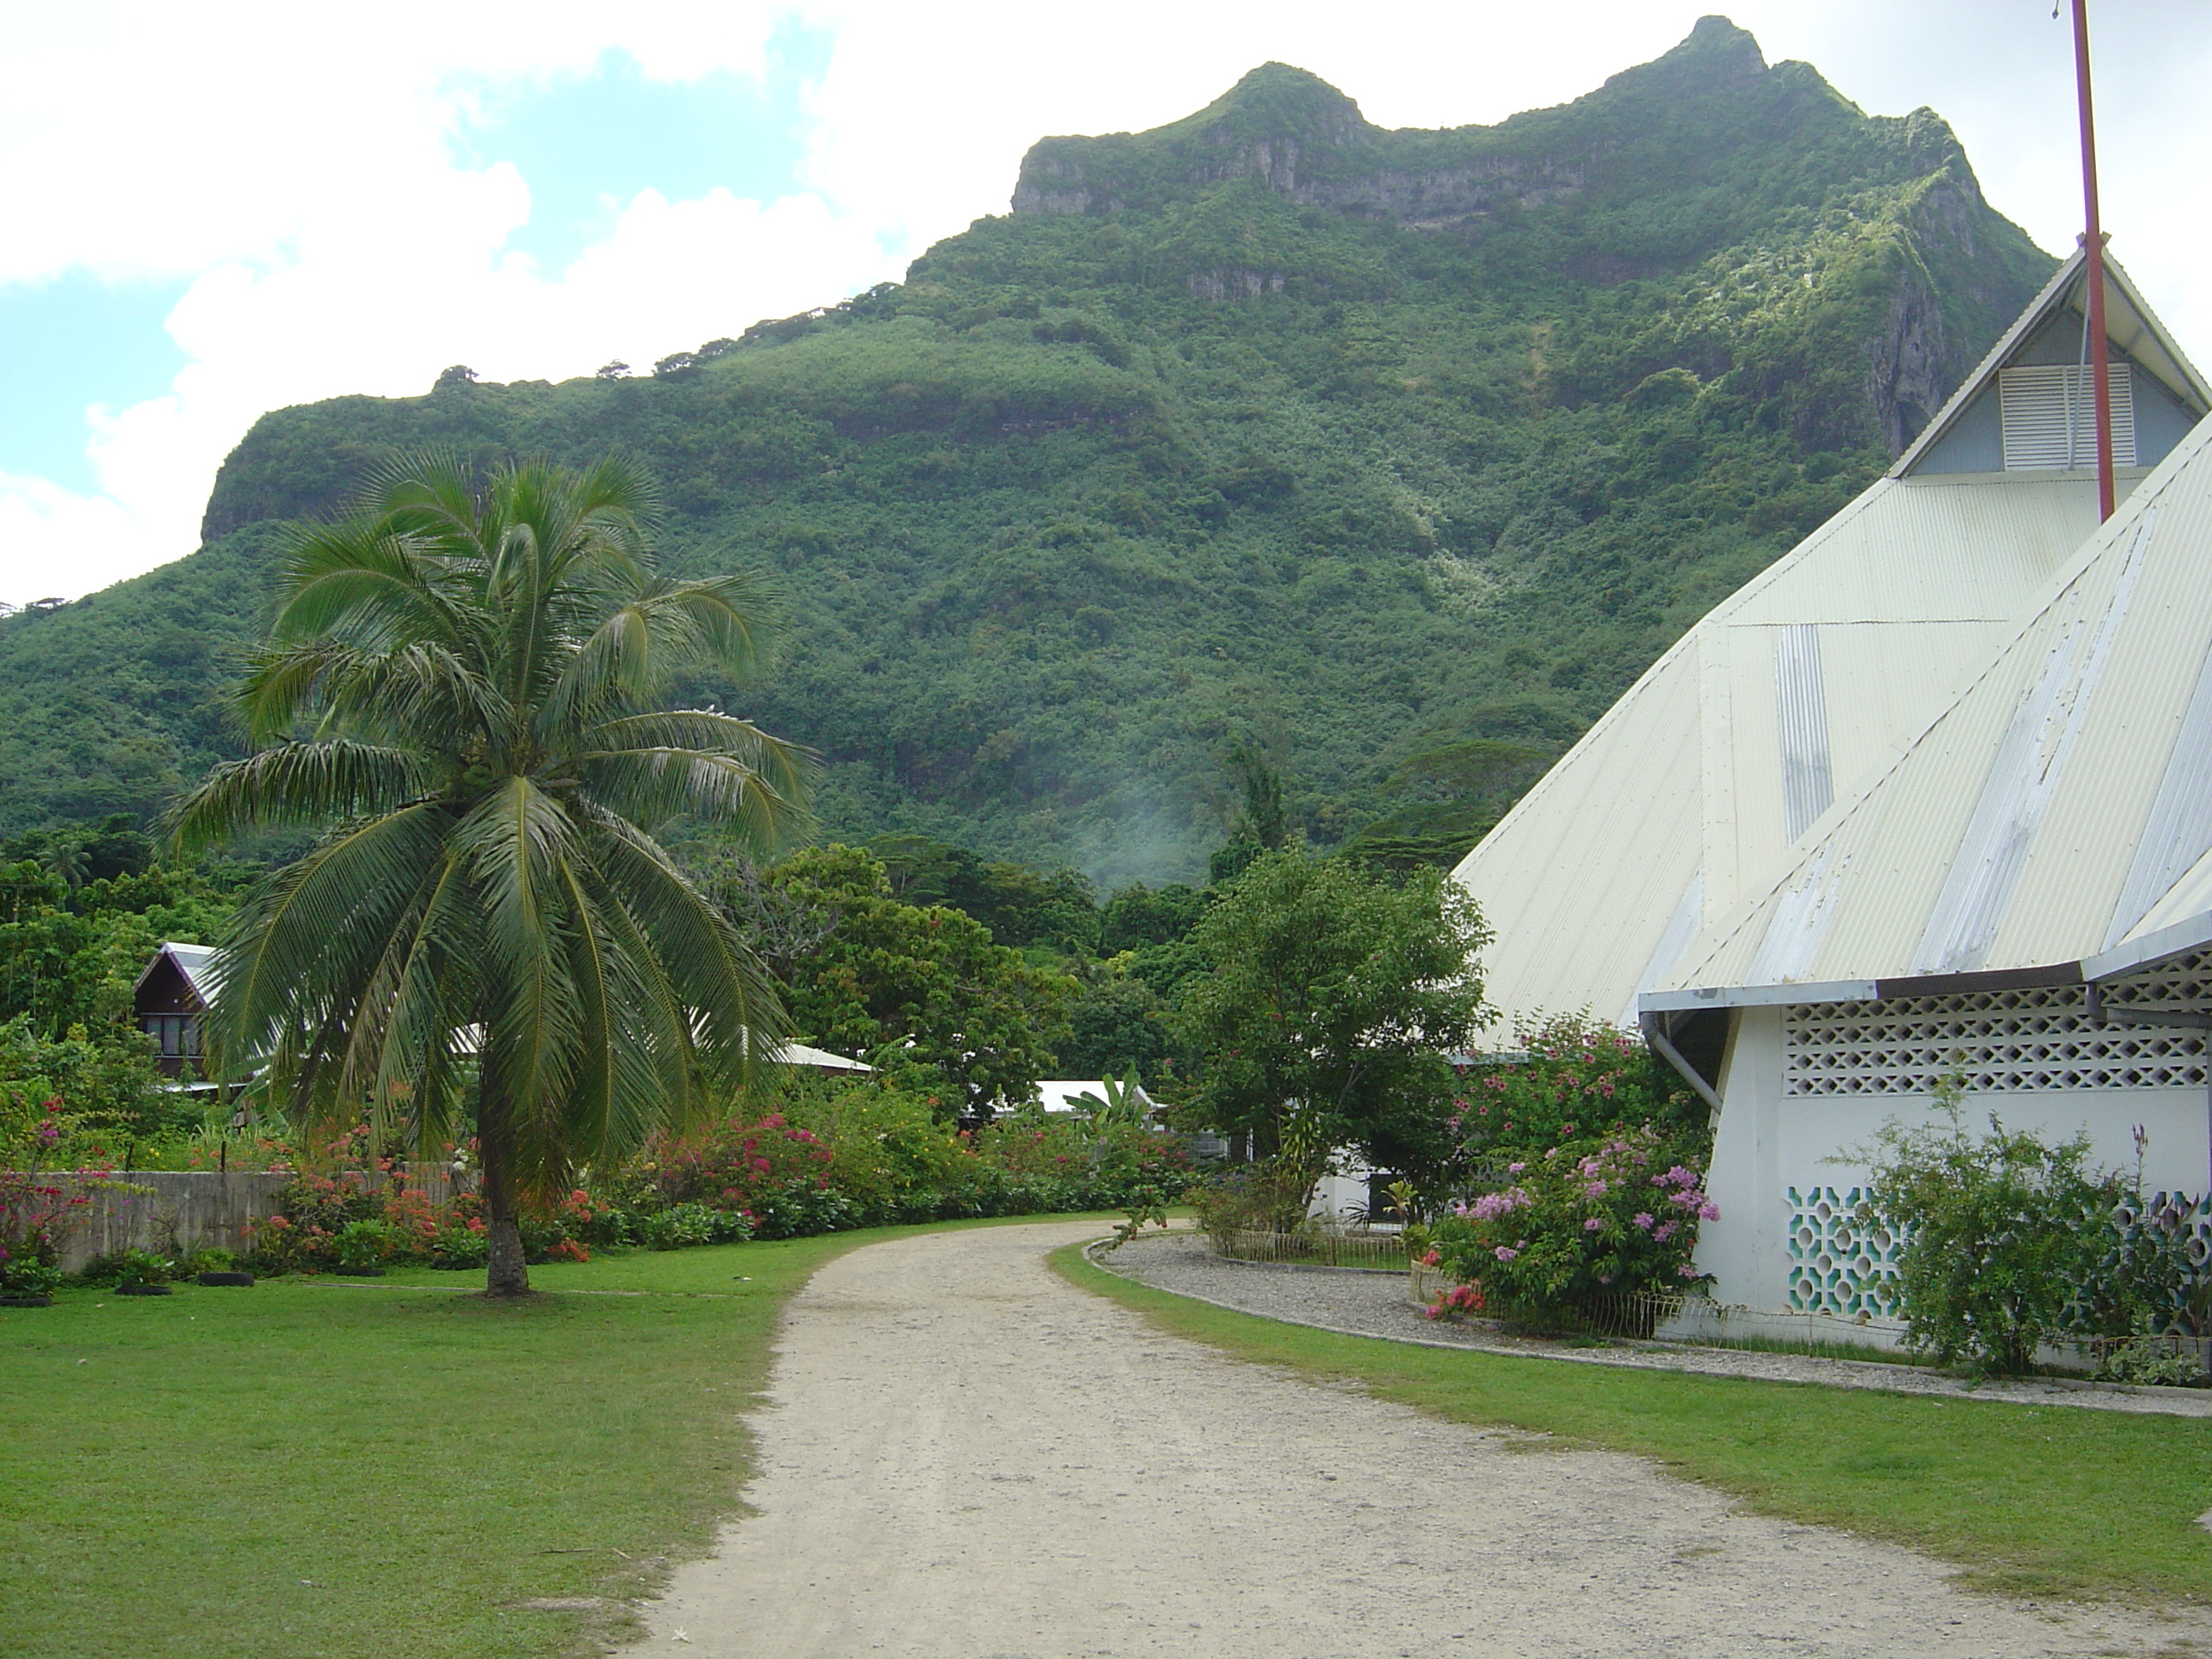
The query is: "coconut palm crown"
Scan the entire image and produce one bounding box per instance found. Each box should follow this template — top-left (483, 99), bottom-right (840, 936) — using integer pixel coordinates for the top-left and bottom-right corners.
top-left (173, 454), bottom-right (811, 1294)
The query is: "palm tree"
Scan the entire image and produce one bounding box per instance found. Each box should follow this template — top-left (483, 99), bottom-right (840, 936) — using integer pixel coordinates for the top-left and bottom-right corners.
top-left (173, 454), bottom-right (810, 1295)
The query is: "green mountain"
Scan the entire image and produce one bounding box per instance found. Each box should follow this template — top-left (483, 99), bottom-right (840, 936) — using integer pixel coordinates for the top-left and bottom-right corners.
top-left (0, 18), bottom-right (2050, 886)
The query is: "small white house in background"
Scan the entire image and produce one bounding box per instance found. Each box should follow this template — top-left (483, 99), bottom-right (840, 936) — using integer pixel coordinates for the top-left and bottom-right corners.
top-left (1030, 1080), bottom-right (1158, 1115)
top-left (772, 1043), bottom-right (873, 1077)
top-left (1309, 1163), bottom-right (1382, 1226)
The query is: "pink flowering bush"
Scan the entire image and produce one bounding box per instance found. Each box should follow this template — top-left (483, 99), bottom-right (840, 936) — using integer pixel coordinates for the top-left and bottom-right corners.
top-left (0, 1093), bottom-right (111, 1295)
top-left (1447, 1014), bottom-right (1702, 1168)
top-left (1425, 1125), bottom-right (1716, 1313)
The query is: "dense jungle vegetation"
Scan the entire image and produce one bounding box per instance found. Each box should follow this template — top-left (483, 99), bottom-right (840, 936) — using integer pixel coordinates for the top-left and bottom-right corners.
top-left (0, 17), bottom-right (2050, 884)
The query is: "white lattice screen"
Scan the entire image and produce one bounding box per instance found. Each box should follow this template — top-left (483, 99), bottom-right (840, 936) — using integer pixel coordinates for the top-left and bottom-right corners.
top-left (1786, 1185), bottom-right (1903, 1317)
top-left (1784, 954), bottom-right (2211, 1097)
top-left (1788, 1186), bottom-right (2212, 1318)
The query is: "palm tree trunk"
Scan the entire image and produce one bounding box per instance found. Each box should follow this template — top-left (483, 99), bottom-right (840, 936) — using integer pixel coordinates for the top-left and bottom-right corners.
top-left (479, 1113), bottom-right (531, 1298)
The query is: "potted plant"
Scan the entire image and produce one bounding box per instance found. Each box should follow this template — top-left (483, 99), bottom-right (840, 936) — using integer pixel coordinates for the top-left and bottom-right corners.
top-left (332, 1219), bottom-right (395, 1277)
top-left (190, 1248), bottom-right (253, 1288)
top-left (0, 1250), bottom-right (61, 1307)
top-left (111, 1249), bottom-right (177, 1296)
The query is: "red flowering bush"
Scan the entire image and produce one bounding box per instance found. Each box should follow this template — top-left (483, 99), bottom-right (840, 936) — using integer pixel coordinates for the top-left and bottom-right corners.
top-left (245, 1126), bottom-right (587, 1272)
top-left (627, 1110), bottom-right (856, 1240)
top-left (0, 1094), bottom-right (114, 1294)
top-left (1449, 1014), bottom-right (1701, 1167)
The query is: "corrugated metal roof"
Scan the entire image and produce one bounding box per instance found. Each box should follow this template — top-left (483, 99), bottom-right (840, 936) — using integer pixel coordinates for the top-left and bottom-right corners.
top-left (1652, 405), bottom-right (2212, 1004)
top-left (771, 1042), bottom-right (872, 1073)
top-left (1463, 260), bottom-right (2210, 1033)
top-left (1454, 470), bottom-right (2105, 1032)
top-left (133, 940), bottom-right (219, 1004)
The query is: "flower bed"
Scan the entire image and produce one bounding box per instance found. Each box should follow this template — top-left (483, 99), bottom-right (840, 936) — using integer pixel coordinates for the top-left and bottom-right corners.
top-left (1417, 1126), bottom-right (1717, 1321)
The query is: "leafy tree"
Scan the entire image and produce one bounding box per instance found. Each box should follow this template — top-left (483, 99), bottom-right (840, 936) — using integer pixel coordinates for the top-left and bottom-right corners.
top-left (173, 454), bottom-right (808, 1295)
top-left (868, 834), bottom-right (1100, 952)
top-left (1059, 973), bottom-right (1171, 1085)
top-left (756, 845), bottom-right (1074, 1120)
top-left (1338, 740), bottom-right (1551, 874)
top-left (0, 1016), bottom-right (173, 1155)
top-left (1178, 847), bottom-right (1489, 1194)
top-left (1100, 882), bottom-right (1207, 953)
top-left (1208, 742), bottom-right (1290, 886)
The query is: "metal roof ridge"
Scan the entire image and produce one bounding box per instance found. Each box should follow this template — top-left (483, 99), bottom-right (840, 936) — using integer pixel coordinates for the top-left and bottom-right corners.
top-left (131, 940), bottom-right (215, 996)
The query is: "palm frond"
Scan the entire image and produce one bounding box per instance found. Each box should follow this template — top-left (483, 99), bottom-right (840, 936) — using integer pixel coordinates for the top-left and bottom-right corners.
top-left (171, 741), bottom-right (426, 853)
top-left (569, 746), bottom-right (803, 848)
top-left (577, 802), bottom-right (787, 1092)
top-left (581, 709), bottom-right (814, 801)
top-left (205, 804), bottom-right (451, 1079)
top-left (453, 778), bottom-right (585, 1155)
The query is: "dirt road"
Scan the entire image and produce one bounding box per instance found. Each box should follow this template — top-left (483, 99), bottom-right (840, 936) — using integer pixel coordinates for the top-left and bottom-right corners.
top-left (624, 1220), bottom-right (2164, 1657)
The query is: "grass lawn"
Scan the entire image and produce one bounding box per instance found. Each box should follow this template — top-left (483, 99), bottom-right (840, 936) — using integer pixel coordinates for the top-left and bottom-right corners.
top-left (4, 1217), bottom-right (1104, 1659)
top-left (1057, 1241), bottom-right (2212, 1606)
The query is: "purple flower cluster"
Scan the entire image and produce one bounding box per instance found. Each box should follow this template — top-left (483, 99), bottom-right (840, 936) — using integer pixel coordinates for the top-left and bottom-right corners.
top-left (1458, 1187), bottom-right (1531, 1221)
top-left (1651, 1163), bottom-right (1720, 1221)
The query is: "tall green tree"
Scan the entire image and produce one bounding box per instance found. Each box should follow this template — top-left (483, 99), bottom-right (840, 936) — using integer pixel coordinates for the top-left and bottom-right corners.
top-left (739, 845), bottom-right (1074, 1121)
top-left (1179, 847), bottom-right (1489, 1192)
top-left (174, 455), bottom-right (808, 1295)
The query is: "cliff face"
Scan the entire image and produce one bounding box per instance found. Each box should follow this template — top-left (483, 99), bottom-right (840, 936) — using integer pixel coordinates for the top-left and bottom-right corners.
top-left (3, 20), bottom-right (2058, 878)
top-left (1006, 18), bottom-right (2038, 457)
top-left (1011, 20), bottom-right (1765, 228)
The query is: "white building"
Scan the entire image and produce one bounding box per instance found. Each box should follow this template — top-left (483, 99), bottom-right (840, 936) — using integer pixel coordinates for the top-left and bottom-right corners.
top-left (1455, 250), bottom-right (2206, 1041)
top-left (1452, 250), bottom-right (2212, 1318)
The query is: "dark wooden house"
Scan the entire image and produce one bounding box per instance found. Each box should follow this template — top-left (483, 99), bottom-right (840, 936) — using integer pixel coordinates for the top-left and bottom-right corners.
top-left (131, 942), bottom-right (217, 1079)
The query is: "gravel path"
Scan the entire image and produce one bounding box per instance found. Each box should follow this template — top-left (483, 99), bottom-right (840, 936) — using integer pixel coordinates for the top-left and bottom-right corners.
top-left (1100, 1230), bottom-right (2212, 1418)
top-left (621, 1220), bottom-right (2171, 1658)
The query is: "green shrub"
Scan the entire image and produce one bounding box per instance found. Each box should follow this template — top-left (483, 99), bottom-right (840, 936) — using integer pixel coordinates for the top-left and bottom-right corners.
top-left (428, 1220), bottom-right (488, 1269)
top-left (1190, 1159), bottom-right (1321, 1249)
top-left (638, 1203), bottom-right (753, 1250)
top-left (2090, 1314), bottom-right (2206, 1387)
top-left (332, 1219), bottom-right (398, 1272)
top-left (90, 1248), bottom-right (177, 1289)
top-left (1857, 1100), bottom-right (2110, 1377)
top-left (1451, 1013), bottom-right (1703, 1173)
top-left (0, 1254), bottom-right (62, 1296)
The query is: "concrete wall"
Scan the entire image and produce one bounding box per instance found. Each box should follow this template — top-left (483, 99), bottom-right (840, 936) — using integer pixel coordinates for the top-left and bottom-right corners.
top-left (1695, 1008), bottom-right (2212, 1310)
top-left (31, 1169), bottom-right (459, 1272)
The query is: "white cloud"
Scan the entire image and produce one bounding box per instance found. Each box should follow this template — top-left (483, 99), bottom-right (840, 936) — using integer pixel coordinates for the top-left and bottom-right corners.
top-left (3, 0), bottom-right (2209, 606)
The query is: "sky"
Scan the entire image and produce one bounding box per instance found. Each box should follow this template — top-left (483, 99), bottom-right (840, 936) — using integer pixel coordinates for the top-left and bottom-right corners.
top-left (2, 1), bottom-right (2207, 608)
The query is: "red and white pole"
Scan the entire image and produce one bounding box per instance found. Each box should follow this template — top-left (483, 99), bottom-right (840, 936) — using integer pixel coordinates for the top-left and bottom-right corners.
top-left (2072, 0), bottom-right (2116, 521)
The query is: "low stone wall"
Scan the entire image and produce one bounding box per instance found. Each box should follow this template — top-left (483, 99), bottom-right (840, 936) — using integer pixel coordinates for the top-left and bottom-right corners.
top-left (44, 1173), bottom-right (288, 1271)
top-left (28, 1168), bottom-right (457, 1271)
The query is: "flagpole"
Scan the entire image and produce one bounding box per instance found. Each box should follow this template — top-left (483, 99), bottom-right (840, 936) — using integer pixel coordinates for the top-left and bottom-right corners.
top-left (2072, 0), bottom-right (2116, 521)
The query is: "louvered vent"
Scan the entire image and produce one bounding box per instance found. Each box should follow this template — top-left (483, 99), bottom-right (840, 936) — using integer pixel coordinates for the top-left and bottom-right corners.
top-left (2000, 364), bottom-right (2135, 469)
